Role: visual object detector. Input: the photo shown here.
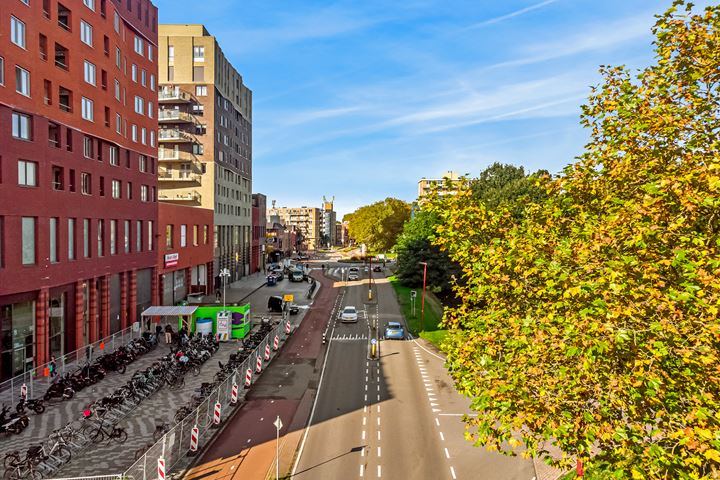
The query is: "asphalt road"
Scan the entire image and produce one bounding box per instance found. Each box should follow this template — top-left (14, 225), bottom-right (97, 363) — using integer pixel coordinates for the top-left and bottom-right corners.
top-left (293, 264), bottom-right (536, 480)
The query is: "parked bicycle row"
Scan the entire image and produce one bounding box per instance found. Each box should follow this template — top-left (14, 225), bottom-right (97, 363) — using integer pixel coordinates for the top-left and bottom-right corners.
top-left (1, 333), bottom-right (218, 479)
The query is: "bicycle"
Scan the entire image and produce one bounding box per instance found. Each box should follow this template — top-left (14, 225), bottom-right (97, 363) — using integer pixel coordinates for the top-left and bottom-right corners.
top-left (3, 450), bottom-right (42, 480)
top-left (152, 422), bottom-right (171, 443)
top-left (80, 411), bottom-right (128, 443)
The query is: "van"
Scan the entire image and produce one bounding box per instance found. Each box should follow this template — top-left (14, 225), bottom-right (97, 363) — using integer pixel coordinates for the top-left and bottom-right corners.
top-left (267, 296), bottom-right (285, 312)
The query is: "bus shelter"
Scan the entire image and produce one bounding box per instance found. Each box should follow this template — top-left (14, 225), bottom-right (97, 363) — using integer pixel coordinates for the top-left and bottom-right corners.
top-left (140, 306), bottom-right (198, 333)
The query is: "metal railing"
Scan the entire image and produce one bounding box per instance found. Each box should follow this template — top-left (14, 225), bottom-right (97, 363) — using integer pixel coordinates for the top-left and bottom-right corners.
top-left (158, 129), bottom-right (196, 143)
top-left (158, 89), bottom-right (194, 103)
top-left (158, 190), bottom-right (202, 203)
top-left (47, 476), bottom-right (123, 480)
top-left (158, 110), bottom-right (197, 123)
top-left (0, 325), bottom-right (141, 405)
top-left (124, 320), bottom-right (290, 480)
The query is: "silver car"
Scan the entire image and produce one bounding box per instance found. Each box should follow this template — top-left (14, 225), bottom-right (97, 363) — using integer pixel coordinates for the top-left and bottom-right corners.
top-left (340, 306), bottom-right (359, 323)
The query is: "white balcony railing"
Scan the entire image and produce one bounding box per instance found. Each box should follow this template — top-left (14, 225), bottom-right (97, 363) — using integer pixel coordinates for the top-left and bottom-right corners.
top-left (158, 129), bottom-right (196, 143)
top-left (158, 190), bottom-right (202, 203)
top-left (158, 110), bottom-right (197, 123)
top-left (158, 88), bottom-right (193, 103)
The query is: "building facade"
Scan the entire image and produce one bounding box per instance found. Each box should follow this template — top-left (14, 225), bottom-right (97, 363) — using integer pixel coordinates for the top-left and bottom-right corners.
top-left (0, 0), bottom-right (159, 379)
top-left (156, 203), bottom-right (213, 306)
top-left (250, 193), bottom-right (266, 274)
top-left (417, 171), bottom-right (459, 199)
top-left (267, 206), bottom-right (321, 251)
top-left (320, 196), bottom-right (336, 248)
top-left (157, 24), bottom-right (253, 289)
top-left (265, 222), bottom-right (298, 263)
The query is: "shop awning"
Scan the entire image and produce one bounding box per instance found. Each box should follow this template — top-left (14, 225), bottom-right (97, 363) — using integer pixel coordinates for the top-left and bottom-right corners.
top-left (141, 306), bottom-right (198, 317)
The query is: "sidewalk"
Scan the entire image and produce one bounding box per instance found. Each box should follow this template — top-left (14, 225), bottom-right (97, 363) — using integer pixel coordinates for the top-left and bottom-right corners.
top-left (194, 272), bottom-right (268, 305)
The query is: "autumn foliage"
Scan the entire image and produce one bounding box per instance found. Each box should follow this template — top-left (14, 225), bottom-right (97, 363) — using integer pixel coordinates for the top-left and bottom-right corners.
top-left (426, 2), bottom-right (720, 477)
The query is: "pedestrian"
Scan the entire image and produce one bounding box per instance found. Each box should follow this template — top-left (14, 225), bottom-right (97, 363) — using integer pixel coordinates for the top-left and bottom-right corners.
top-left (164, 324), bottom-right (173, 344)
top-left (178, 326), bottom-right (188, 346)
top-left (215, 289), bottom-right (222, 303)
top-left (155, 324), bottom-right (163, 342)
top-left (49, 356), bottom-right (57, 378)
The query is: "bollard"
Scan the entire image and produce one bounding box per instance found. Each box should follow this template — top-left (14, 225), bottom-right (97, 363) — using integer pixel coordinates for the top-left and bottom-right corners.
top-left (231, 384), bottom-right (238, 405)
top-left (285, 321), bottom-right (292, 335)
top-left (245, 368), bottom-right (252, 388)
top-left (188, 425), bottom-right (199, 456)
top-left (256, 355), bottom-right (262, 374)
top-left (273, 335), bottom-right (279, 351)
top-left (264, 344), bottom-right (271, 361)
top-left (212, 402), bottom-right (221, 427)
top-left (157, 458), bottom-right (165, 480)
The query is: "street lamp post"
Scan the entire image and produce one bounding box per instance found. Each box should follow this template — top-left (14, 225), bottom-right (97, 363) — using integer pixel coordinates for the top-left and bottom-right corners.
top-left (220, 268), bottom-right (230, 310)
top-left (419, 262), bottom-right (427, 333)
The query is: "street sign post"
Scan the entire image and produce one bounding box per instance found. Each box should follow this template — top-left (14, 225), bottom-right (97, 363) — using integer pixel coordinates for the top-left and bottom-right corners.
top-left (410, 290), bottom-right (417, 317)
top-left (274, 416), bottom-right (283, 479)
top-left (283, 294), bottom-right (294, 302)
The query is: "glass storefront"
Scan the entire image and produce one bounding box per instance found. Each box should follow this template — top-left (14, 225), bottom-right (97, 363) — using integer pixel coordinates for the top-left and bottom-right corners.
top-left (49, 294), bottom-right (65, 361)
top-left (0, 301), bottom-right (35, 380)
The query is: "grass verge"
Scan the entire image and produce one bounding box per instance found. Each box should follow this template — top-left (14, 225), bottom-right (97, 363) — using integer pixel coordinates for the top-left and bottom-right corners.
top-left (388, 275), bottom-right (447, 349)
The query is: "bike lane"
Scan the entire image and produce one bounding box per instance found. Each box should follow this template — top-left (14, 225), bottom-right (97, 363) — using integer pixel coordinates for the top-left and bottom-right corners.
top-left (182, 271), bottom-right (339, 480)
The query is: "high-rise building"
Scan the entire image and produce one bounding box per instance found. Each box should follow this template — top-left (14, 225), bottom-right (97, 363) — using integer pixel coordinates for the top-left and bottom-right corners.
top-left (267, 206), bottom-right (321, 251)
top-left (251, 193), bottom-right (266, 274)
top-left (157, 24), bottom-right (252, 288)
top-left (0, 0), bottom-right (159, 379)
top-left (320, 196), bottom-right (336, 248)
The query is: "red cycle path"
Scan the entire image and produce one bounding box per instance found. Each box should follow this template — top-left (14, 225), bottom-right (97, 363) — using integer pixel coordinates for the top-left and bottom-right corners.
top-left (183, 272), bottom-right (338, 480)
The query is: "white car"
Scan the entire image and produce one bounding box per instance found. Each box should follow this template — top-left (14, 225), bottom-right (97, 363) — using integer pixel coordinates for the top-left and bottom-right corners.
top-left (347, 267), bottom-right (359, 281)
top-left (340, 306), bottom-right (359, 323)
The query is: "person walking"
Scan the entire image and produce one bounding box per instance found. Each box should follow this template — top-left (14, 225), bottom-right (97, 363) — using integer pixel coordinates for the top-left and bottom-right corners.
top-left (164, 324), bottom-right (173, 344)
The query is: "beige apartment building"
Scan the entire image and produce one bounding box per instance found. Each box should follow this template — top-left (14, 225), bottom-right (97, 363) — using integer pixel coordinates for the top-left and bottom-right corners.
top-left (417, 171), bottom-right (460, 199)
top-left (158, 25), bottom-right (253, 285)
top-left (267, 207), bottom-right (322, 251)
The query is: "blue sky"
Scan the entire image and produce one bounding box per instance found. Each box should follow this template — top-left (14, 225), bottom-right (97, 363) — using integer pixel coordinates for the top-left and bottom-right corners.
top-left (155, 0), bottom-right (696, 217)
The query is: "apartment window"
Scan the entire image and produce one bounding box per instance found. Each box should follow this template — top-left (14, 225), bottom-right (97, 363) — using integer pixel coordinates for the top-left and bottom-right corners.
top-left (81, 97), bottom-right (94, 121)
top-left (83, 0), bottom-right (95, 11)
top-left (193, 46), bottom-right (204, 61)
top-left (134, 96), bottom-right (143, 115)
top-left (113, 12), bottom-right (119, 32)
top-left (81, 172), bottom-right (91, 194)
top-left (83, 136), bottom-right (94, 158)
top-left (110, 220), bottom-right (117, 255)
top-left (150, 74), bottom-right (155, 91)
top-left (99, 176), bottom-right (105, 196)
top-left (135, 220), bottom-right (142, 252)
top-left (193, 66), bottom-right (204, 82)
top-left (124, 220), bottom-right (130, 253)
top-left (82, 219), bottom-right (90, 257)
top-left (141, 69), bottom-right (146, 86)
top-left (83, 61), bottom-right (96, 86)
top-left (109, 146), bottom-right (118, 165)
top-left (18, 160), bottom-right (37, 187)
top-left (147, 102), bottom-right (154, 118)
top-left (147, 45), bottom-right (153, 61)
top-left (52, 166), bottom-right (64, 190)
top-left (116, 113), bottom-right (122, 133)
top-left (167, 45), bottom-right (174, 62)
top-left (80, 21), bottom-right (93, 46)
top-left (48, 122), bottom-right (60, 147)
top-left (0, 57), bottom-right (4, 85)
top-left (148, 220), bottom-right (153, 250)
top-left (131, 125), bottom-right (137, 142)
top-left (167, 66), bottom-right (174, 82)
top-left (150, 131), bottom-right (155, 147)
top-left (11, 112), bottom-right (32, 140)
top-left (131, 64), bottom-right (137, 82)
top-left (140, 184), bottom-right (148, 202)
top-left (114, 79), bottom-right (120, 100)
top-left (97, 219), bottom-right (104, 257)
top-left (139, 155), bottom-right (147, 172)
top-left (180, 224), bottom-right (187, 247)
top-left (115, 47), bottom-right (121, 68)
top-left (133, 36), bottom-right (143, 56)
top-left (193, 144), bottom-right (204, 155)
top-left (141, 128), bottom-right (146, 145)
top-left (54, 43), bottom-right (69, 70)
top-left (195, 85), bottom-right (207, 96)
top-left (68, 218), bottom-right (75, 260)
top-left (15, 66), bottom-right (30, 96)
top-left (193, 225), bottom-right (198, 246)
top-left (11, 16), bottom-right (26, 49)
top-left (165, 225), bottom-right (173, 248)
top-left (49, 218), bottom-right (58, 263)
top-left (203, 225), bottom-right (208, 244)
top-left (111, 179), bottom-right (120, 198)
top-left (126, 181), bottom-right (132, 199)
top-left (69, 169), bottom-right (76, 192)
top-left (21, 217), bottom-right (36, 265)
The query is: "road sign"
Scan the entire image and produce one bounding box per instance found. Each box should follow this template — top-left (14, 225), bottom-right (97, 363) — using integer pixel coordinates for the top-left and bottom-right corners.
top-left (371, 338), bottom-right (377, 345)
top-left (410, 290), bottom-right (417, 298)
top-left (283, 294), bottom-right (294, 302)
top-left (273, 416), bottom-right (283, 430)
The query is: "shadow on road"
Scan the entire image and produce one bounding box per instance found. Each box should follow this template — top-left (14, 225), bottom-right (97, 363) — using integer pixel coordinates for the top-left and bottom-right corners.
top-left (291, 445), bottom-right (364, 476)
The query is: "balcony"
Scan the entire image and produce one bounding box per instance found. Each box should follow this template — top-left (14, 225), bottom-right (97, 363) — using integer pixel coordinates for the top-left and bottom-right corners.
top-left (158, 88), bottom-right (194, 103)
top-left (159, 150), bottom-right (200, 163)
top-left (158, 129), bottom-right (196, 143)
top-left (158, 110), bottom-right (197, 124)
top-left (158, 190), bottom-right (202, 204)
top-left (158, 172), bottom-right (202, 184)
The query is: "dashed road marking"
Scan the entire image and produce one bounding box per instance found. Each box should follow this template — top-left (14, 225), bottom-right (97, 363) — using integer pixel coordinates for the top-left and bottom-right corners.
top-left (360, 464), bottom-right (364, 477)
top-left (362, 430), bottom-right (366, 440)
top-left (444, 447), bottom-right (450, 459)
top-left (435, 418), bottom-right (440, 427)
top-left (378, 465), bottom-right (382, 477)
top-left (377, 417), bottom-right (381, 426)
top-left (377, 431), bottom-right (381, 440)
top-left (377, 446), bottom-right (381, 457)
top-left (440, 432), bottom-right (445, 441)
top-left (363, 417), bottom-right (366, 426)
top-left (450, 466), bottom-right (457, 479)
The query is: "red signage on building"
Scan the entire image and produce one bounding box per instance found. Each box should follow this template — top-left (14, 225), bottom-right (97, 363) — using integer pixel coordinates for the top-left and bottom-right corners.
top-left (165, 253), bottom-right (179, 268)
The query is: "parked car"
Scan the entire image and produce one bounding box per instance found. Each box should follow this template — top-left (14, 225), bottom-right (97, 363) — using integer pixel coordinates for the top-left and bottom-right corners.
top-left (384, 322), bottom-right (405, 340)
top-left (340, 306), bottom-right (358, 323)
top-left (268, 296), bottom-right (285, 312)
top-left (372, 266), bottom-right (383, 272)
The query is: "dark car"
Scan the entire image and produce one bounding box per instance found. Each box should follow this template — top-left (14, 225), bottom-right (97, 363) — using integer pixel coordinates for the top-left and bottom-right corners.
top-left (372, 266), bottom-right (383, 272)
top-left (268, 296), bottom-right (285, 312)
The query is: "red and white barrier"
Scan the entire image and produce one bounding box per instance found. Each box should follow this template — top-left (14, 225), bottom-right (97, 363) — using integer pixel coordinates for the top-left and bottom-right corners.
top-left (285, 321), bottom-right (292, 335)
top-left (213, 402), bottom-right (222, 426)
top-left (189, 425), bottom-right (199, 453)
top-left (20, 384), bottom-right (27, 399)
top-left (273, 335), bottom-right (279, 351)
top-left (157, 458), bottom-right (165, 480)
top-left (256, 355), bottom-right (262, 373)
top-left (245, 368), bottom-right (252, 387)
top-left (264, 344), bottom-right (271, 361)
top-left (231, 384), bottom-right (238, 404)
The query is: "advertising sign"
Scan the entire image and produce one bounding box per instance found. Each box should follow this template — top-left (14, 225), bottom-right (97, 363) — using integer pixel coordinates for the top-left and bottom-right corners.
top-left (164, 253), bottom-right (179, 268)
top-left (283, 294), bottom-right (294, 302)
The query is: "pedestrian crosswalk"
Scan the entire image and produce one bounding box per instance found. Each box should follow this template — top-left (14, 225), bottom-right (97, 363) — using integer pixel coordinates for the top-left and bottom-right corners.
top-left (331, 334), bottom-right (368, 341)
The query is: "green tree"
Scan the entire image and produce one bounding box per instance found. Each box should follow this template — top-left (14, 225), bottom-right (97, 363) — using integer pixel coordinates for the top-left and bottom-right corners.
top-left (470, 162), bottom-right (549, 215)
top-left (345, 198), bottom-right (411, 252)
top-left (426, 3), bottom-right (720, 478)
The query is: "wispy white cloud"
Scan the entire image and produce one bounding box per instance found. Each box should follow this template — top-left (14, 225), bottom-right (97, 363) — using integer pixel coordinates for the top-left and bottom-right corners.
top-left (460, 0), bottom-right (559, 30)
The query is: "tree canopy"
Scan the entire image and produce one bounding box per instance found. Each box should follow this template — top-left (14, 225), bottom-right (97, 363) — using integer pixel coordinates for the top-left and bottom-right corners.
top-left (344, 198), bottom-right (411, 252)
top-left (426, 2), bottom-right (720, 478)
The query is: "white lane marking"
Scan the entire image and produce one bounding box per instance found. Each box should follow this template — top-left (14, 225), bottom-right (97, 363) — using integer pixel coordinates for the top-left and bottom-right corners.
top-left (377, 405), bottom-right (380, 413)
top-left (412, 338), bottom-right (447, 361)
top-left (377, 431), bottom-right (381, 440)
top-left (362, 430), bottom-right (366, 440)
top-left (364, 405), bottom-right (367, 413)
top-left (440, 432), bottom-right (445, 441)
top-left (377, 394), bottom-right (380, 401)
top-left (378, 465), bottom-right (382, 477)
top-left (363, 417), bottom-right (367, 426)
top-left (366, 376), bottom-right (369, 382)
top-left (361, 447), bottom-right (365, 457)
top-left (377, 384), bottom-right (380, 391)
top-left (438, 413), bottom-right (478, 417)
top-left (450, 466), bottom-right (457, 479)
top-left (360, 464), bottom-right (364, 477)
top-left (365, 384), bottom-right (368, 391)
top-left (365, 394), bottom-right (368, 402)
top-left (377, 446), bottom-right (381, 457)
top-left (426, 388), bottom-right (434, 392)
top-left (444, 447), bottom-right (450, 459)
top-left (377, 417), bottom-right (381, 426)
top-left (435, 418), bottom-right (440, 427)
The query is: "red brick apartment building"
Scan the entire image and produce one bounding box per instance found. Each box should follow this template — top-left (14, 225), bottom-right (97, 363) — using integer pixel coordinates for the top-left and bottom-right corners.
top-left (0, 0), bottom-right (159, 380)
top-left (251, 193), bottom-right (266, 274)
